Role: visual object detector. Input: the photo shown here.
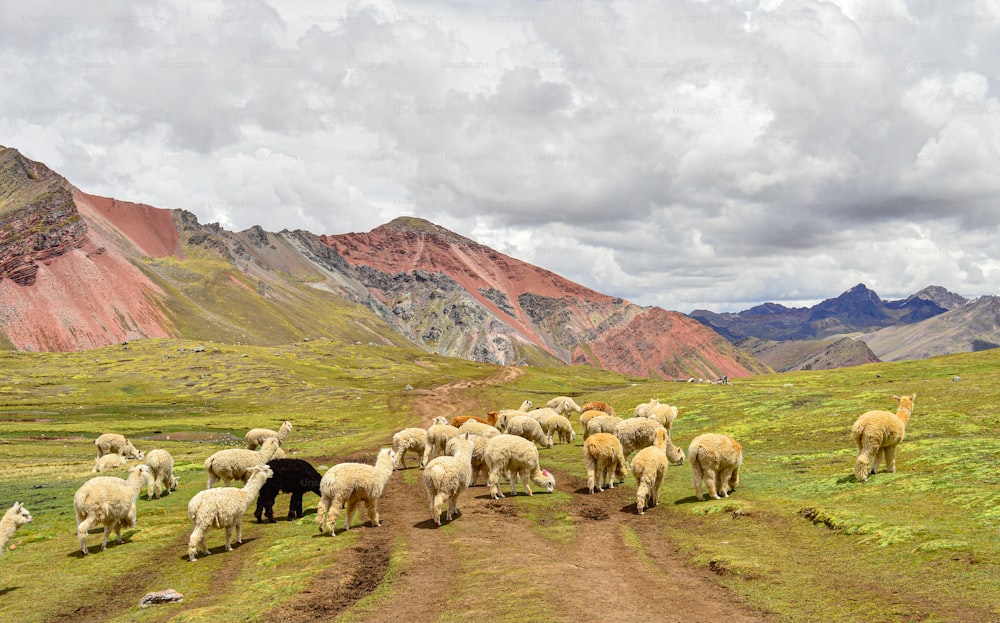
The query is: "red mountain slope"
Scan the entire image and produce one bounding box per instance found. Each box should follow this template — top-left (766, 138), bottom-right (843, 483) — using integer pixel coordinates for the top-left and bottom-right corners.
top-left (321, 217), bottom-right (764, 379)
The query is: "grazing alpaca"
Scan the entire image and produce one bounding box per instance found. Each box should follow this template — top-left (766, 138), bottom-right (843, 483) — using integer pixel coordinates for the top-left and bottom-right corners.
top-left (688, 433), bottom-right (743, 500)
top-left (0, 502), bottom-right (33, 554)
top-left (316, 448), bottom-right (396, 535)
top-left (852, 394), bottom-right (916, 483)
top-left (187, 464), bottom-right (273, 561)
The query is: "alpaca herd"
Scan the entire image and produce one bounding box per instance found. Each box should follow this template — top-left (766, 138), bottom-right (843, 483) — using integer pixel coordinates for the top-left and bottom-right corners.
top-left (0, 393), bottom-right (917, 563)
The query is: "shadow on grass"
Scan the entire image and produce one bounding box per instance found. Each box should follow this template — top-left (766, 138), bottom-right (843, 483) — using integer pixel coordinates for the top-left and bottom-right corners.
top-left (0, 586), bottom-right (21, 596)
top-left (672, 495), bottom-right (705, 505)
top-left (180, 536), bottom-right (260, 561)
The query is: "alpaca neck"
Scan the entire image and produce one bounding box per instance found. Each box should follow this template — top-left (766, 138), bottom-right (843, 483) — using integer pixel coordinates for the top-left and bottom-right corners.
top-left (895, 406), bottom-right (912, 426)
top-left (242, 474), bottom-right (269, 501)
top-left (0, 516), bottom-right (20, 542)
top-left (126, 470), bottom-right (149, 500)
top-left (277, 424), bottom-right (290, 442)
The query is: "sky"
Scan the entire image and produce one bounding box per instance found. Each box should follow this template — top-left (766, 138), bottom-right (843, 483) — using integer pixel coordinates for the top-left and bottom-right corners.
top-left (2, 0), bottom-right (999, 313)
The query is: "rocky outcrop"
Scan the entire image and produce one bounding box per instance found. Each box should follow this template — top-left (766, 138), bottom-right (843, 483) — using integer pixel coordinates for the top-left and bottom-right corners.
top-left (0, 147), bottom-right (88, 286)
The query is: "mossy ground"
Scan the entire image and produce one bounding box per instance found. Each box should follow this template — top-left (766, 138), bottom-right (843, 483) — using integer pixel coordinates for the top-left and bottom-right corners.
top-left (0, 339), bottom-right (997, 622)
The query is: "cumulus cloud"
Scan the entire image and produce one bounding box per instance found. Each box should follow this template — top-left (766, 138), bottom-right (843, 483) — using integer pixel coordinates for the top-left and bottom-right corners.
top-left (1, 0), bottom-right (998, 312)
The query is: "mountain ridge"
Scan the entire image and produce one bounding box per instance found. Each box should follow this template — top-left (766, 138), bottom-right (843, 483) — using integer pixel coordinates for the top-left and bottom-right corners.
top-left (0, 146), bottom-right (766, 380)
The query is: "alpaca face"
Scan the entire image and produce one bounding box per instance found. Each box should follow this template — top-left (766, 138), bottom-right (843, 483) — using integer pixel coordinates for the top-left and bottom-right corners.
top-left (666, 442), bottom-right (685, 465)
top-left (8, 502), bottom-right (32, 526)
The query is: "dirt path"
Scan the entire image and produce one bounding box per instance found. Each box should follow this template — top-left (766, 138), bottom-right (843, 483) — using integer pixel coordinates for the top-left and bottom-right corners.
top-left (268, 366), bottom-right (772, 623)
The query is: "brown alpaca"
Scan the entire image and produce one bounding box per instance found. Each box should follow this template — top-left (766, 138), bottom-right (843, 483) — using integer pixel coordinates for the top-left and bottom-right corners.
top-left (449, 411), bottom-right (498, 429)
top-left (580, 401), bottom-right (616, 417)
top-left (852, 394), bottom-right (916, 483)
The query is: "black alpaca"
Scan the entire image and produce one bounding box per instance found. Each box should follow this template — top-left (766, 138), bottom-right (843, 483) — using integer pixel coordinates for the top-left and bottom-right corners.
top-left (254, 458), bottom-right (323, 523)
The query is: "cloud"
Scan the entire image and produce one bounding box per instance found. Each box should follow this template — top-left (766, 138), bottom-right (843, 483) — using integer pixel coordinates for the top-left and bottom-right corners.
top-left (1, 0), bottom-right (998, 312)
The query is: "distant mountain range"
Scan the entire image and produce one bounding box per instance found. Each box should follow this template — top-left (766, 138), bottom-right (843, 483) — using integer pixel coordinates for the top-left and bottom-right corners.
top-left (0, 145), bottom-right (765, 381)
top-left (690, 283), bottom-right (999, 371)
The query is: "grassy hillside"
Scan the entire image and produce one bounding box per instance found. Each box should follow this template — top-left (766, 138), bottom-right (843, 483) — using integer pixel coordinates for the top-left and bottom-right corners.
top-left (0, 338), bottom-right (997, 622)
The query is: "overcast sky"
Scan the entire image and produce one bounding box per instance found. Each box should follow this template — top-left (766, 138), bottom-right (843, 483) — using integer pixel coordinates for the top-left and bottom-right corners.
top-left (3, 0), bottom-right (999, 312)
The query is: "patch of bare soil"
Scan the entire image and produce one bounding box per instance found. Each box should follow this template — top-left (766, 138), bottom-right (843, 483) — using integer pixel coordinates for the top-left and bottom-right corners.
top-left (268, 366), bottom-right (774, 623)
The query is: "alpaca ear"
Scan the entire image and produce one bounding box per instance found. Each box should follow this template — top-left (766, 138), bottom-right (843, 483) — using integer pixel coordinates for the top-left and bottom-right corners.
top-left (911, 393), bottom-right (916, 401)
top-left (892, 395), bottom-right (900, 402)
top-left (542, 469), bottom-right (549, 476)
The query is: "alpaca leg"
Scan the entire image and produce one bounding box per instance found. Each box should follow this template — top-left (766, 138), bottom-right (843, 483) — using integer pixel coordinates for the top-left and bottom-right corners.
top-left (703, 467), bottom-right (719, 499)
top-left (188, 526), bottom-right (205, 561)
top-left (636, 482), bottom-right (649, 514)
top-left (235, 518), bottom-right (243, 544)
top-left (224, 525), bottom-right (233, 551)
top-left (432, 492), bottom-right (446, 525)
top-left (316, 496), bottom-right (329, 532)
top-left (692, 464), bottom-right (705, 500)
top-left (884, 445), bottom-right (898, 473)
top-left (77, 515), bottom-right (96, 555)
top-left (651, 471), bottom-right (664, 507)
top-left (488, 466), bottom-right (504, 499)
top-left (587, 466), bottom-right (597, 494)
top-left (729, 466), bottom-right (740, 493)
top-left (870, 447), bottom-right (884, 474)
top-left (289, 492), bottom-right (303, 520)
top-left (718, 468), bottom-right (733, 497)
top-left (343, 499), bottom-right (356, 532)
top-left (101, 525), bottom-right (111, 551)
top-left (366, 498), bottom-right (380, 527)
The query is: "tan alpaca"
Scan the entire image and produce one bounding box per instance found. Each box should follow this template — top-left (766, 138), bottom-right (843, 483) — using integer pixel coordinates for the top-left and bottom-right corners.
top-left (852, 394), bottom-right (916, 483)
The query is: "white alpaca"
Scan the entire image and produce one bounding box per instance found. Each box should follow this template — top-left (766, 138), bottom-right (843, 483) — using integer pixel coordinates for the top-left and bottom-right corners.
top-left (204, 437), bottom-right (282, 487)
top-left (144, 448), bottom-right (179, 500)
top-left (546, 396), bottom-right (583, 415)
top-left (392, 427), bottom-right (429, 469)
top-left (422, 424), bottom-right (460, 466)
top-left (187, 463), bottom-right (273, 561)
top-left (92, 453), bottom-right (128, 473)
top-left (94, 433), bottom-right (143, 460)
top-left (316, 448), bottom-right (397, 535)
top-left (245, 420), bottom-right (293, 450)
top-left (74, 464), bottom-right (153, 555)
top-left (0, 502), bottom-right (33, 554)
top-left (630, 428), bottom-right (683, 514)
top-left (484, 434), bottom-right (556, 499)
top-left (423, 434), bottom-right (475, 526)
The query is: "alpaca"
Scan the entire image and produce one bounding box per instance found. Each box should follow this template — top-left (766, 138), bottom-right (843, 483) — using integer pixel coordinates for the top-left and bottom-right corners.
top-left (254, 458), bottom-right (323, 523)
top-left (0, 502), bottom-right (33, 554)
top-left (450, 411), bottom-right (499, 429)
top-left (245, 420), bottom-right (292, 450)
top-left (688, 433), bottom-right (743, 500)
top-left (630, 428), bottom-right (679, 514)
top-left (187, 463), bottom-right (273, 561)
top-left (316, 448), bottom-right (396, 535)
top-left (204, 437), bottom-right (282, 487)
top-left (583, 433), bottom-right (629, 494)
top-left (852, 394), bottom-right (916, 483)
top-left (74, 464), bottom-right (153, 554)
top-left (423, 434), bottom-right (475, 525)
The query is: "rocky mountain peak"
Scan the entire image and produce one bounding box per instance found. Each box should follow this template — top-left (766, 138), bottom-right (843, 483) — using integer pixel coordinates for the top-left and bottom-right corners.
top-left (377, 216), bottom-right (483, 248)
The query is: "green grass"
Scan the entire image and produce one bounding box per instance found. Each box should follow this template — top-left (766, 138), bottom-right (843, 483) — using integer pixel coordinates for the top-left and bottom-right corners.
top-left (1, 339), bottom-right (999, 621)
